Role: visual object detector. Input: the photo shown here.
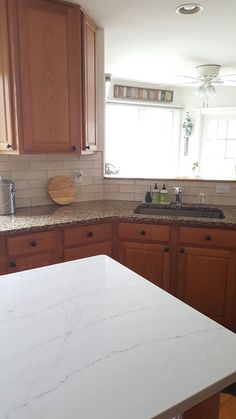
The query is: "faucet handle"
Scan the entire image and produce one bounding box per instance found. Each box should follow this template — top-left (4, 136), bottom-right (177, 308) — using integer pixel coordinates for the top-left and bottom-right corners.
top-left (174, 187), bottom-right (182, 194)
top-left (200, 192), bottom-right (206, 205)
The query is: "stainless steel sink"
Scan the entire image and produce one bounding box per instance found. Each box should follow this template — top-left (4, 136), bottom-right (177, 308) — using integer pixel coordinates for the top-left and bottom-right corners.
top-left (134, 204), bottom-right (225, 219)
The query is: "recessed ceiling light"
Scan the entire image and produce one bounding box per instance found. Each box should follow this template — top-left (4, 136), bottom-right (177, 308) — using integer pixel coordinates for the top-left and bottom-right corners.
top-left (176, 3), bottom-right (203, 15)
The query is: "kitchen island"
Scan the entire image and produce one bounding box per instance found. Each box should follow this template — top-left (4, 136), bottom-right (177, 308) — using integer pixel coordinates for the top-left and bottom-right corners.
top-left (0, 255), bottom-right (235, 419)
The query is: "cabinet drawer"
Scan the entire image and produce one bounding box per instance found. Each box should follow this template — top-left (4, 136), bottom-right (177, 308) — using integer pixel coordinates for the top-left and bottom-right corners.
top-left (179, 227), bottom-right (236, 248)
top-left (8, 252), bottom-right (60, 273)
top-left (118, 223), bottom-right (170, 242)
top-left (7, 231), bottom-right (57, 256)
top-left (64, 241), bottom-right (113, 261)
top-left (64, 223), bottom-right (112, 247)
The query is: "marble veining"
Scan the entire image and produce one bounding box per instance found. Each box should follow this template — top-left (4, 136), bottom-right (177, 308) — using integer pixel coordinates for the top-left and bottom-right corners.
top-left (1, 200), bottom-right (236, 234)
top-left (0, 256), bottom-right (236, 419)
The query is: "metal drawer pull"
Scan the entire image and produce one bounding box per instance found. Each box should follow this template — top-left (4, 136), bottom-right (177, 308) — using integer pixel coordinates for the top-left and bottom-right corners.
top-left (205, 235), bottom-right (212, 241)
top-left (10, 261), bottom-right (16, 268)
top-left (164, 247), bottom-right (170, 252)
top-left (140, 230), bottom-right (146, 235)
top-left (180, 248), bottom-right (185, 254)
top-left (87, 231), bottom-right (94, 238)
top-left (30, 240), bottom-right (37, 247)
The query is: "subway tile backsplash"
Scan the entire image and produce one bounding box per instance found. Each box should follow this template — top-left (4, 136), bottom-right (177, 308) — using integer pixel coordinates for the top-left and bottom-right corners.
top-left (1, 151), bottom-right (236, 207)
top-left (104, 177), bottom-right (236, 206)
top-left (0, 152), bottom-right (104, 208)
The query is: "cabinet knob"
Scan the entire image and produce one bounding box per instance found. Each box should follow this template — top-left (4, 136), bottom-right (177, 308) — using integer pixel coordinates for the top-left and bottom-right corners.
top-left (164, 247), bottom-right (170, 253)
top-left (86, 231), bottom-right (94, 238)
top-left (140, 230), bottom-right (146, 236)
top-left (205, 235), bottom-right (212, 241)
top-left (6, 144), bottom-right (12, 149)
top-left (71, 145), bottom-right (77, 151)
top-left (10, 261), bottom-right (16, 268)
top-left (85, 145), bottom-right (91, 150)
top-left (180, 248), bottom-right (185, 254)
top-left (30, 240), bottom-right (37, 247)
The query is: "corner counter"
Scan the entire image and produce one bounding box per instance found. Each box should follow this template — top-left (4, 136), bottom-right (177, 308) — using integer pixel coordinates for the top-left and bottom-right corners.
top-left (1, 200), bottom-right (236, 234)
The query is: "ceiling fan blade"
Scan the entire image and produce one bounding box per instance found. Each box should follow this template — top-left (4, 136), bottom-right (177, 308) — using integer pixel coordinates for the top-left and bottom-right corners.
top-left (221, 74), bottom-right (236, 79)
top-left (222, 80), bottom-right (236, 85)
top-left (211, 80), bottom-right (224, 84)
top-left (176, 75), bottom-right (200, 81)
top-left (156, 81), bottom-right (200, 88)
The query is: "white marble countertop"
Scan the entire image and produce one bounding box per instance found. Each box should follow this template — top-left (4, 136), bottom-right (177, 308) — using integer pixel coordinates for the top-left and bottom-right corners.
top-left (0, 255), bottom-right (236, 419)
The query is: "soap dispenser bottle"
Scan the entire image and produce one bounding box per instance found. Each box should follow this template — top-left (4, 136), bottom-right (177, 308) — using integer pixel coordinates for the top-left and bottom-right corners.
top-left (160, 184), bottom-right (169, 204)
top-left (152, 183), bottom-right (160, 203)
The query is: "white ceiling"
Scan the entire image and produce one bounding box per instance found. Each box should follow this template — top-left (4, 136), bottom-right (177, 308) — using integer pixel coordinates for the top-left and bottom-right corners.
top-left (74, 0), bottom-right (236, 84)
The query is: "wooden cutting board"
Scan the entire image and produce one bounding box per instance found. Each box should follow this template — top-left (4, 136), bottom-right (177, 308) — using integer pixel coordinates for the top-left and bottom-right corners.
top-left (48, 176), bottom-right (76, 205)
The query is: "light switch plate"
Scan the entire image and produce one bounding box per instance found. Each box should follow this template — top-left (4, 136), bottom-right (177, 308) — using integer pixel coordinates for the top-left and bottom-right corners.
top-left (215, 184), bottom-right (230, 193)
top-left (74, 170), bottom-right (83, 184)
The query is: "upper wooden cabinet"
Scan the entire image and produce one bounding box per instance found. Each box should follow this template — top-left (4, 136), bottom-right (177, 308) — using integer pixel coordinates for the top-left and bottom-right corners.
top-left (0, 0), bottom-right (97, 154)
top-left (0, 0), bottom-right (16, 153)
top-left (81, 12), bottom-right (97, 152)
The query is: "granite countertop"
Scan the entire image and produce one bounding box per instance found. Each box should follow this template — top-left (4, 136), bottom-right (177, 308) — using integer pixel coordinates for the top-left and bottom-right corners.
top-left (1, 200), bottom-right (236, 234)
top-left (0, 255), bottom-right (236, 419)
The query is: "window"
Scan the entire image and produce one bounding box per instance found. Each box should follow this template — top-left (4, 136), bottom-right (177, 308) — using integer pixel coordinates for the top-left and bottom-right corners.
top-left (105, 102), bottom-right (181, 178)
top-left (105, 101), bottom-right (236, 180)
top-left (200, 112), bottom-right (236, 179)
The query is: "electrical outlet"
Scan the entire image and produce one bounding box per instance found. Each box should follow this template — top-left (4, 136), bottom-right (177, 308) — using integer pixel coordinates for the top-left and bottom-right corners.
top-left (74, 170), bottom-right (83, 184)
top-left (215, 184), bottom-right (230, 193)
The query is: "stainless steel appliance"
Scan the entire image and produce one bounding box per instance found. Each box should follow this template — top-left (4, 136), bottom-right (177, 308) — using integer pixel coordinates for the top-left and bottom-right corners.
top-left (0, 177), bottom-right (16, 215)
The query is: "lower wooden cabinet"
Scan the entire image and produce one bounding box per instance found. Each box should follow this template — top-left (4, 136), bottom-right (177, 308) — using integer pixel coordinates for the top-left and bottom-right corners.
top-left (63, 222), bottom-right (113, 262)
top-left (8, 252), bottom-right (60, 273)
top-left (5, 229), bottom-right (62, 273)
top-left (119, 241), bottom-right (171, 291)
top-left (64, 241), bottom-right (113, 261)
top-left (176, 246), bottom-right (236, 329)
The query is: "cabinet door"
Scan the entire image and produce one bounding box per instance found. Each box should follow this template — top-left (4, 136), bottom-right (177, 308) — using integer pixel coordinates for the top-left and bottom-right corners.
top-left (64, 241), bottom-right (113, 262)
top-left (8, 252), bottom-right (60, 273)
top-left (0, 0), bottom-right (16, 153)
top-left (16, 0), bottom-right (82, 153)
top-left (119, 241), bottom-right (170, 290)
top-left (176, 246), bottom-right (236, 329)
top-left (81, 12), bottom-right (96, 152)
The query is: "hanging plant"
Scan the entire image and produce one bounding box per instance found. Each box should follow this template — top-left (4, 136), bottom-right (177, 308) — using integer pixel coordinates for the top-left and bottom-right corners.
top-left (183, 112), bottom-right (193, 156)
top-left (183, 112), bottom-right (193, 138)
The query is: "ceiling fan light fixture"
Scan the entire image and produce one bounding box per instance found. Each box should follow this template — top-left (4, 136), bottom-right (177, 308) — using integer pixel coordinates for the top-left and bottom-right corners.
top-left (176, 3), bottom-right (203, 15)
top-left (207, 85), bottom-right (217, 97)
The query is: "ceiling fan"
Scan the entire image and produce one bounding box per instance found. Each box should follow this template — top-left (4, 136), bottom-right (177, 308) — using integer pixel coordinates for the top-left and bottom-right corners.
top-left (162, 64), bottom-right (236, 107)
top-left (182, 63), bottom-right (236, 83)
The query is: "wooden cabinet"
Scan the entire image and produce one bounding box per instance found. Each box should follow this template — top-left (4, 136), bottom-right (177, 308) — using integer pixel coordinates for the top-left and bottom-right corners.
top-left (119, 241), bottom-right (170, 290)
top-left (81, 12), bottom-right (97, 152)
top-left (6, 230), bottom-right (62, 273)
top-left (8, 252), bottom-right (59, 273)
top-left (0, 0), bottom-right (16, 153)
top-left (176, 227), bottom-right (236, 330)
top-left (64, 222), bottom-right (113, 261)
top-left (118, 222), bottom-right (171, 290)
top-left (0, 0), bottom-right (97, 155)
top-left (12, 0), bottom-right (82, 153)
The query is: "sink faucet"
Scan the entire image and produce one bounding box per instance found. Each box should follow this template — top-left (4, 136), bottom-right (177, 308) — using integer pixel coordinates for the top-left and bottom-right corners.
top-left (174, 187), bottom-right (182, 206)
top-left (200, 192), bottom-right (206, 205)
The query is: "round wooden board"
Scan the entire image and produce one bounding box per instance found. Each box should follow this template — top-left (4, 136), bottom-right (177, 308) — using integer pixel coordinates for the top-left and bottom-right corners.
top-left (48, 176), bottom-right (76, 205)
